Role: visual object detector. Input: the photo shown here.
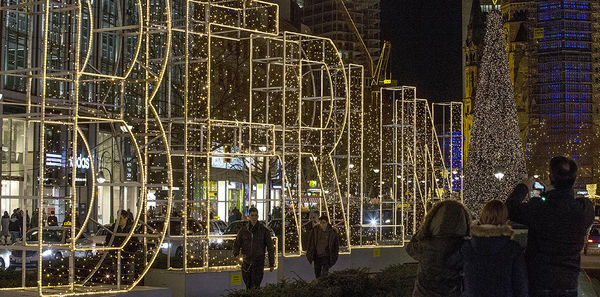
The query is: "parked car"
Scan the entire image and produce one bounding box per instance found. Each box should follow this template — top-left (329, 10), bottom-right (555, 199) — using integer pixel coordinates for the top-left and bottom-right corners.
top-left (212, 219), bottom-right (227, 235)
top-left (90, 224), bottom-right (112, 246)
top-left (0, 249), bottom-right (10, 270)
top-left (585, 224), bottom-right (600, 255)
top-left (149, 217), bottom-right (207, 257)
top-left (8, 227), bottom-right (95, 269)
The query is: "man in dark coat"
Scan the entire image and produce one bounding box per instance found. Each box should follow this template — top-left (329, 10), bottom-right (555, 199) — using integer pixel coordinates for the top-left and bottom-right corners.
top-left (47, 211), bottom-right (58, 226)
top-left (233, 207), bottom-right (275, 289)
top-left (306, 215), bottom-right (339, 278)
top-left (9, 209), bottom-right (23, 243)
top-left (406, 200), bottom-right (471, 297)
top-left (506, 156), bottom-right (594, 297)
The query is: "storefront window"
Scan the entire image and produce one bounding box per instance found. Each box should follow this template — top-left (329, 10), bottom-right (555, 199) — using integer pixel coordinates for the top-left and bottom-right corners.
top-left (1, 119), bottom-right (33, 215)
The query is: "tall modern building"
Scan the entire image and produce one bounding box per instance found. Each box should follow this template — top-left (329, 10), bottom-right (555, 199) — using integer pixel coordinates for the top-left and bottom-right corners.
top-left (534, 0), bottom-right (598, 185)
top-left (302, 0), bottom-right (381, 73)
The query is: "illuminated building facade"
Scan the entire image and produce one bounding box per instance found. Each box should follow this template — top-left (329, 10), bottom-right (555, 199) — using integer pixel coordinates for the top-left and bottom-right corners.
top-left (301, 0), bottom-right (381, 72)
top-left (533, 0), bottom-right (597, 185)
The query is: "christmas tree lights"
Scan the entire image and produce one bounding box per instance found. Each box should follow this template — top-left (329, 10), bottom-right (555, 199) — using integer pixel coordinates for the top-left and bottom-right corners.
top-left (464, 10), bottom-right (526, 217)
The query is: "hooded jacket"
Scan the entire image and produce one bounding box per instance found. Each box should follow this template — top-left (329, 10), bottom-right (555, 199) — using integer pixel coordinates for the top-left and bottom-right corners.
top-left (306, 223), bottom-right (340, 266)
top-left (507, 184), bottom-right (594, 293)
top-left (233, 221), bottom-right (275, 267)
top-left (406, 200), bottom-right (471, 297)
top-left (461, 223), bottom-right (528, 297)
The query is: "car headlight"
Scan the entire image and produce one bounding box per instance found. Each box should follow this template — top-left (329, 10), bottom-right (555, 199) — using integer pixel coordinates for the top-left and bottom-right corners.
top-left (369, 219), bottom-right (378, 227)
top-left (160, 242), bottom-right (171, 249)
top-left (41, 250), bottom-right (53, 258)
top-left (216, 239), bottom-right (223, 244)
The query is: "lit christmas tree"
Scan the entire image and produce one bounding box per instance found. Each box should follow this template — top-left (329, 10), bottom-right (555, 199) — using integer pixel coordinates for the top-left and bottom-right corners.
top-left (464, 10), bottom-right (526, 216)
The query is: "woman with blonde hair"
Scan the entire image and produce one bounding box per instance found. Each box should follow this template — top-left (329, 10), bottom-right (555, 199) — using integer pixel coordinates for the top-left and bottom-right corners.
top-left (461, 200), bottom-right (528, 297)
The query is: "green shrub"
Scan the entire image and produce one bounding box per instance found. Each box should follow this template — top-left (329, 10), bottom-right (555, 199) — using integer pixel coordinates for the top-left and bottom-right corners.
top-left (369, 263), bottom-right (418, 297)
top-left (225, 263), bottom-right (417, 297)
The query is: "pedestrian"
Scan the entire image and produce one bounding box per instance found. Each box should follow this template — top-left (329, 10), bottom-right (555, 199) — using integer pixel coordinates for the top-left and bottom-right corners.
top-left (461, 200), bottom-right (528, 297)
top-left (233, 207), bottom-right (275, 289)
top-left (507, 156), bottom-right (594, 297)
top-left (306, 215), bottom-right (340, 278)
top-left (47, 211), bottom-right (58, 226)
top-left (9, 209), bottom-right (22, 243)
top-left (105, 210), bottom-right (139, 284)
top-left (31, 208), bottom-right (39, 229)
top-left (406, 200), bottom-right (471, 297)
top-left (228, 208), bottom-right (235, 223)
top-left (25, 210), bottom-right (30, 230)
top-left (1, 211), bottom-right (10, 240)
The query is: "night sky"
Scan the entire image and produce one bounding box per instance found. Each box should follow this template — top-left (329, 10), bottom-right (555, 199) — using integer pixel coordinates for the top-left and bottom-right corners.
top-left (381, 0), bottom-right (463, 102)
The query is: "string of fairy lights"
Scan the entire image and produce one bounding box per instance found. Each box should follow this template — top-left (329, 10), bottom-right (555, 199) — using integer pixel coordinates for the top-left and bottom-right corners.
top-left (0, 0), bottom-right (462, 295)
top-left (464, 10), bottom-right (526, 216)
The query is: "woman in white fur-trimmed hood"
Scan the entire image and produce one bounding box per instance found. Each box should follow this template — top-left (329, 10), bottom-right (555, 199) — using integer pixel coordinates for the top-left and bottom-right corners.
top-left (461, 200), bottom-right (528, 297)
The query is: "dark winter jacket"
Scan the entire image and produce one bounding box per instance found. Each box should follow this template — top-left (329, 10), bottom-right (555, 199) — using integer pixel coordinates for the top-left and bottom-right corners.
top-left (104, 221), bottom-right (139, 255)
top-left (9, 213), bottom-right (22, 232)
top-left (233, 221), bottom-right (275, 267)
top-left (47, 215), bottom-right (58, 227)
top-left (461, 223), bottom-right (528, 297)
top-left (406, 200), bottom-right (471, 297)
top-left (507, 184), bottom-right (594, 293)
top-left (306, 223), bottom-right (340, 266)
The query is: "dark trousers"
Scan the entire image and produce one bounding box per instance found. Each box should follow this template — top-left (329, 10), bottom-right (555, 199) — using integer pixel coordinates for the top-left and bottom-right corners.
top-left (242, 262), bottom-right (264, 289)
top-left (314, 256), bottom-right (330, 278)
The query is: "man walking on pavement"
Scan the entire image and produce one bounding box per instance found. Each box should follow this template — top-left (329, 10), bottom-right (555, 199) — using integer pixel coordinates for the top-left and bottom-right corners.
top-left (233, 207), bottom-right (275, 289)
top-left (506, 156), bottom-right (594, 297)
top-left (306, 215), bottom-right (339, 278)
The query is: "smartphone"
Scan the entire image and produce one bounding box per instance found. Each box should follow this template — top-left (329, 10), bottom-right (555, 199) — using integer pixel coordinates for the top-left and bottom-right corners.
top-left (530, 181), bottom-right (545, 198)
top-left (533, 181), bottom-right (545, 192)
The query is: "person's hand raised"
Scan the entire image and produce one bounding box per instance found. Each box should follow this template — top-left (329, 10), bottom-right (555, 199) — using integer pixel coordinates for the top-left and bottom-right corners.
top-left (520, 175), bottom-right (535, 192)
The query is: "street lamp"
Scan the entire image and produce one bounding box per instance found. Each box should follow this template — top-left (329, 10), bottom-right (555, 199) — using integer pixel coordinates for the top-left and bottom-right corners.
top-left (494, 167), bottom-right (505, 180)
top-left (98, 150), bottom-right (115, 223)
top-left (97, 171), bottom-right (106, 184)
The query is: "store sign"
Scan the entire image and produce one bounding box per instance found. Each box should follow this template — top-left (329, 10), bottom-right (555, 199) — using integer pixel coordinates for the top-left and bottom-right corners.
top-left (46, 153), bottom-right (90, 169)
top-left (71, 154), bottom-right (90, 169)
top-left (308, 180), bottom-right (318, 188)
top-left (45, 153), bottom-right (63, 167)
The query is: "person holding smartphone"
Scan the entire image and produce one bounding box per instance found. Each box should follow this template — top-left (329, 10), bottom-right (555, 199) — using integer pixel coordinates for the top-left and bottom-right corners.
top-left (506, 156), bottom-right (594, 297)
